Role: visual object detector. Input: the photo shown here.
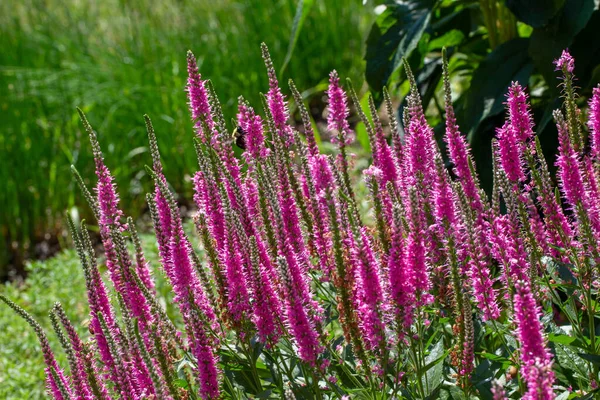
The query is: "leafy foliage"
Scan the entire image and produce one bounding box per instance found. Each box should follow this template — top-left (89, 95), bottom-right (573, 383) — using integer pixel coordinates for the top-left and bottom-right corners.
top-left (365, 0), bottom-right (600, 193)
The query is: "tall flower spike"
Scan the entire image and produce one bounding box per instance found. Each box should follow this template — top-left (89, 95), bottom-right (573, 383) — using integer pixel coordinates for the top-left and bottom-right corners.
top-left (249, 236), bottom-right (283, 345)
top-left (237, 97), bottom-right (269, 163)
top-left (388, 204), bottom-right (415, 334)
top-left (220, 185), bottom-right (252, 332)
top-left (127, 216), bottom-right (155, 292)
top-left (277, 256), bottom-right (324, 367)
top-left (554, 49), bottom-right (583, 151)
top-left (407, 187), bottom-right (432, 305)
top-left (555, 110), bottom-right (600, 262)
top-left (150, 167), bottom-right (217, 327)
top-left (588, 86), bottom-right (600, 159)
top-left (54, 303), bottom-right (110, 400)
top-left (289, 79), bottom-right (319, 156)
top-left (507, 82), bottom-right (535, 145)
top-left (368, 95), bottom-right (398, 189)
top-left (454, 183), bottom-right (500, 321)
top-left (496, 121), bottom-right (525, 183)
top-left (384, 87), bottom-right (405, 177)
top-left (327, 70), bottom-right (352, 147)
top-left (187, 50), bottom-right (215, 143)
top-left (513, 281), bottom-right (555, 400)
top-left (77, 109), bottom-right (127, 295)
top-left (0, 295), bottom-right (73, 400)
top-left (555, 110), bottom-right (588, 208)
top-left (50, 303), bottom-right (93, 400)
top-left (355, 228), bottom-right (387, 355)
top-left (442, 50), bottom-right (483, 213)
top-left (67, 215), bottom-right (124, 387)
top-left (146, 114), bottom-right (173, 264)
top-left (261, 43), bottom-right (294, 146)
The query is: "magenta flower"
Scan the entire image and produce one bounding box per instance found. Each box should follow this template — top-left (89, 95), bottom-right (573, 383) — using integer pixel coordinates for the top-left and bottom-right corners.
top-left (556, 112), bottom-right (587, 206)
top-left (355, 229), bottom-right (386, 353)
top-left (327, 70), bottom-right (352, 146)
top-left (388, 206), bottom-right (415, 333)
top-left (194, 171), bottom-right (227, 251)
top-left (187, 308), bottom-right (221, 400)
top-left (514, 281), bottom-right (555, 400)
top-left (237, 101), bottom-right (270, 162)
top-left (262, 43), bottom-right (294, 146)
top-left (554, 49), bottom-right (574, 73)
top-left (488, 214), bottom-right (530, 285)
top-left (588, 86), bottom-right (600, 159)
top-left (249, 240), bottom-right (283, 344)
top-left (187, 51), bottom-right (215, 143)
top-left (496, 121), bottom-right (525, 183)
top-left (444, 101), bottom-right (483, 213)
top-left (407, 190), bottom-right (432, 305)
top-left (405, 118), bottom-right (436, 191)
top-left (309, 153), bottom-right (335, 194)
top-left (507, 82), bottom-right (534, 144)
top-left (278, 256), bottom-right (324, 367)
top-left (221, 218), bottom-right (252, 329)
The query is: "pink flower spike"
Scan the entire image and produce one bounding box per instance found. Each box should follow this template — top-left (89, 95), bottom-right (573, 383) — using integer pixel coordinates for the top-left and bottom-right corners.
top-left (514, 281), bottom-right (555, 400)
top-left (237, 100), bottom-right (270, 162)
top-left (187, 51), bottom-right (214, 142)
top-left (496, 122), bottom-right (525, 183)
top-left (261, 43), bottom-right (294, 147)
top-left (588, 86), bottom-right (600, 159)
top-left (554, 49), bottom-right (574, 73)
top-left (507, 82), bottom-right (534, 144)
top-left (327, 70), bottom-right (352, 147)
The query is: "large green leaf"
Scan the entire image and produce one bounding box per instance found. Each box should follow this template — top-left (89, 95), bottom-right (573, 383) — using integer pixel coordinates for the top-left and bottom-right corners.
top-left (528, 0), bottom-right (595, 86)
top-left (505, 0), bottom-right (566, 28)
top-left (462, 38), bottom-right (533, 140)
top-left (423, 339), bottom-right (446, 397)
top-left (365, 0), bottom-right (434, 95)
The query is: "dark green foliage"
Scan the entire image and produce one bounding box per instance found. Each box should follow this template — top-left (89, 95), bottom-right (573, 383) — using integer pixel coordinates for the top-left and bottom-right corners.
top-left (364, 0), bottom-right (600, 194)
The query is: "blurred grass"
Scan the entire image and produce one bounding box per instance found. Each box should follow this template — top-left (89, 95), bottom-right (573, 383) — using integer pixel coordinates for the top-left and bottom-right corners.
top-left (0, 0), bottom-right (374, 276)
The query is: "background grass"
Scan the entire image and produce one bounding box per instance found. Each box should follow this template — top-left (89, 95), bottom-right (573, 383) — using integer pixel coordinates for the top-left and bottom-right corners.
top-left (0, 0), bottom-right (375, 276)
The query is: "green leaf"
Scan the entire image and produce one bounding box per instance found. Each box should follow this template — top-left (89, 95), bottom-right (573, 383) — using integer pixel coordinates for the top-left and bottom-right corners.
top-left (173, 379), bottom-right (189, 389)
top-left (548, 333), bottom-right (576, 345)
top-left (528, 0), bottom-right (595, 86)
top-left (428, 29), bottom-right (465, 51)
top-left (423, 339), bottom-right (445, 396)
top-left (365, 0), bottom-right (434, 95)
top-left (463, 38), bottom-right (533, 140)
top-left (505, 0), bottom-right (566, 28)
top-left (555, 344), bottom-right (590, 381)
top-left (280, 0), bottom-right (315, 75)
top-left (577, 352), bottom-right (600, 366)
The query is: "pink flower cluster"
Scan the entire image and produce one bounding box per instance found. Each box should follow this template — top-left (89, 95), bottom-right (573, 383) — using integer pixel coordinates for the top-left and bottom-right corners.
top-left (8, 46), bottom-right (600, 400)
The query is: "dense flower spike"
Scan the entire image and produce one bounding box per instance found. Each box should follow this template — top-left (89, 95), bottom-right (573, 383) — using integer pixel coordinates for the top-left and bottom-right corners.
top-left (237, 98), bottom-right (269, 162)
top-left (327, 70), bottom-right (352, 146)
top-left (496, 121), bottom-right (525, 183)
top-left (589, 86), bottom-right (600, 159)
top-left (554, 49), bottom-right (574, 73)
top-left (261, 43), bottom-right (294, 147)
top-left (513, 281), bottom-right (555, 399)
top-left (507, 82), bottom-right (535, 145)
top-left (9, 46), bottom-right (600, 400)
top-left (187, 50), bottom-right (215, 142)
